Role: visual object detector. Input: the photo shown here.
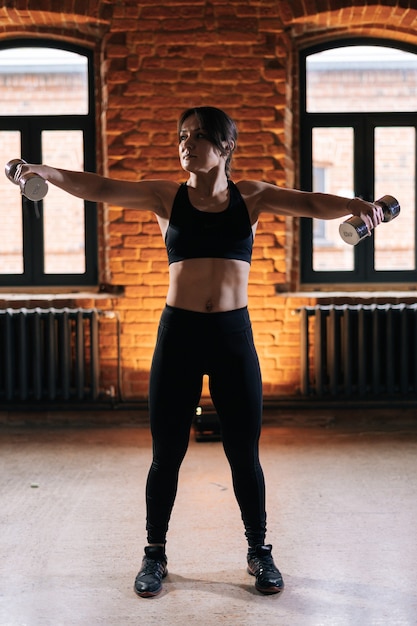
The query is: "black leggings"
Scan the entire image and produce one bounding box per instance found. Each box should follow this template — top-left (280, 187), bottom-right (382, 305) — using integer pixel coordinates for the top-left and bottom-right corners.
top-left (146, 305), bottom-right (266, 548)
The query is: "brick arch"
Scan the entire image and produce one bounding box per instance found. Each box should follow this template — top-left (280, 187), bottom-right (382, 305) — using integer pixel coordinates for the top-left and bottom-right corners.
top-left (1, 0), bottom-right (112, 21)
top-left (278, 0), bottom-right (417, 26)
top-left (0, 2), bottom-right (111, 43)
top-left (294, 23), bottom-right (417, 51)
top-left (277, 1), bottom-right (417, 48)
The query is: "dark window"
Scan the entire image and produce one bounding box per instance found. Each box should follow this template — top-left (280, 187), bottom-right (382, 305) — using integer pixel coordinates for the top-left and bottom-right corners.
top-left (0, 39), bottom-right (97, 287)
top-left (300, 41), bottom-right (417, 284)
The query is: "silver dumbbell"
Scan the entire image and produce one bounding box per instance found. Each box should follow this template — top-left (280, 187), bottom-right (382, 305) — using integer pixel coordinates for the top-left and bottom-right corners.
top-left (5, 158), bottom-right (48, 201)
top-left (339, 195), bottom-right (400, 245)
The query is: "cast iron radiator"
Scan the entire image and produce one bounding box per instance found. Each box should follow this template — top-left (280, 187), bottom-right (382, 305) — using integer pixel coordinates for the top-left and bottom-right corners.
top-left (0, 307), bottom-right (100, 403)
top-left (299, 303), bottom-right (417, 398)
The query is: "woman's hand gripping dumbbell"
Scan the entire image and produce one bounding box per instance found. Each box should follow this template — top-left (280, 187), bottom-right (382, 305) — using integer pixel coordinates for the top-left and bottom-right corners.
top-left (339, 195), bottom-right (400, 245)
top-left (5, 158), bottom-right (48, 202)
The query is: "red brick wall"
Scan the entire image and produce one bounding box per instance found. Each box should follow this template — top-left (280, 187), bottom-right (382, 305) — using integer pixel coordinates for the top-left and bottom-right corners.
top-left (1, 0), bottom-right (417, 402)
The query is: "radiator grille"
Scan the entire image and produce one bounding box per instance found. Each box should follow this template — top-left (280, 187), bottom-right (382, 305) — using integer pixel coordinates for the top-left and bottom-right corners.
top-left (0, 307), bottom-right (100, 403)
top-left (300, 304), bottom-right (417, 398)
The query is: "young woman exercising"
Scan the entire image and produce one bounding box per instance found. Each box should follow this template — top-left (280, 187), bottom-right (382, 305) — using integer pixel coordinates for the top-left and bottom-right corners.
top-left (13, 106), bottom-right (383, 597)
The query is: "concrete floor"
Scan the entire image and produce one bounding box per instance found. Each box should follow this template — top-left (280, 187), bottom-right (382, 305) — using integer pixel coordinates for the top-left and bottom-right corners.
top-left (0, 408), bottom-right (417, 626)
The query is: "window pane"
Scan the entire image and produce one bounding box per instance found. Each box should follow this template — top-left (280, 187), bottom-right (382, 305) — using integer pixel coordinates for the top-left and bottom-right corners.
top-left (374, 127), bottom-right (415, 271)
top-left (307, 46), bottom-right (417, 113)
top-left (312, 127), bottom-right (354, 271)
top-left (42, 131), bottom-right (85, 274)
top-left (0, 132), bottom-right (23, 274)
top-left (0, 47), bottom-right (88, 115)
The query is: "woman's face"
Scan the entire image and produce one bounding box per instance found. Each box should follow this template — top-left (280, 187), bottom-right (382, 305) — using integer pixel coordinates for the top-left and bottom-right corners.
top-left (178, 114), bottom-right (226, 174)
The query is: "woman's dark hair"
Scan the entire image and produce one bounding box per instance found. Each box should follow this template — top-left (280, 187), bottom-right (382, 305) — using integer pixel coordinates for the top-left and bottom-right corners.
top-left (178, 106), bottom-right (238, 178)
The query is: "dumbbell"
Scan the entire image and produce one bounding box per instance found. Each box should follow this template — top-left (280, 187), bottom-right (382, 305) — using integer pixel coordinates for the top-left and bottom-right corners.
top-left (5, 158), bottom-right (48, 201)
top-left (339, 195), bottom-right (400, 245)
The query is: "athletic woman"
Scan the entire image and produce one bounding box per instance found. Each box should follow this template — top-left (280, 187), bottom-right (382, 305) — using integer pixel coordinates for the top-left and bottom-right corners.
top-left (13, 107), bottom-right (383, 597)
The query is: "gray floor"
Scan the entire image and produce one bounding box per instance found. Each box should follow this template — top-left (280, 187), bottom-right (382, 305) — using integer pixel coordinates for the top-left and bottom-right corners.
top-left (1, 408), bottom-right (416, 626)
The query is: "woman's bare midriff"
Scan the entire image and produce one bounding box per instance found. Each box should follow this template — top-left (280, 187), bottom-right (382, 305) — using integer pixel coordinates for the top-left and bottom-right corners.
top-left (166, 258), bottom-right (250, 313)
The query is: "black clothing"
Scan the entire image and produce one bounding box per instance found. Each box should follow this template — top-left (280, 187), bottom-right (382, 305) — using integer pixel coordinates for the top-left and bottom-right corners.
top-left (247, 544), bottom-right (284, 594)
top-left (165, 181), bottom-right (253, 265)
top-left (146, 305), bottom-right (266, 548)
top-left (134, 546), bottom-right (168, 598)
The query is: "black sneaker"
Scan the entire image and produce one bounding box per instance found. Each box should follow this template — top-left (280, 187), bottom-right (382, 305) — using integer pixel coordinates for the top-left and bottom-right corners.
top-left (247, 544), bottom-right (284, 595)
top-left (134, 546), bottom-right (168, 598)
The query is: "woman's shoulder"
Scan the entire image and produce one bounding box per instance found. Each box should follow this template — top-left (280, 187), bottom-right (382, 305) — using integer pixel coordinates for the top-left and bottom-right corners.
top-left (235, 179), bottom-right (277, 194)
top-left (234, 179), bottom-right (267, 210)
top-left (234, 179), bottom-right (288, 219)
top-left (113, 178), bottom-right (179, 219)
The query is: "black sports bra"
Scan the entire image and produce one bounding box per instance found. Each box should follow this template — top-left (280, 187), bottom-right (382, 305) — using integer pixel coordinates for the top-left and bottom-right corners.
top-left (165, 181), bottom-right (254, 265)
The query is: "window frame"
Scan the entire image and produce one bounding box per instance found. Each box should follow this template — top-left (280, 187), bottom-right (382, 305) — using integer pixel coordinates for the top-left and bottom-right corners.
top-left (299, 38), bottom-right (417, 286)
top-left (0, 38), bottom-right (98, 288)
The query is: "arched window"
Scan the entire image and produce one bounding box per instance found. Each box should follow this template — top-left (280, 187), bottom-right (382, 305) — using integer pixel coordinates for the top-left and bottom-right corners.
top-left (299, 41), bottom-right (417, 286)
top-left (0, 39), bottom-right (97, 288)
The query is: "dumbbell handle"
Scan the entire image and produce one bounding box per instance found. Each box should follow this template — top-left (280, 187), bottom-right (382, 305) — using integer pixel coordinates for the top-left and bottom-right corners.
top-left (339, 195), bottom-right (400, 245)
top-left (5, 158), bottom-right (48, 202)
top-left (5, 158), bottom-right (25, 184)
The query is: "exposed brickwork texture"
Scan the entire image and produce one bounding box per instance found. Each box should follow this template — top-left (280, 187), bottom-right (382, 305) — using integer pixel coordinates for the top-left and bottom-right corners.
top-left (1, 0), bottom-right (417, 402)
